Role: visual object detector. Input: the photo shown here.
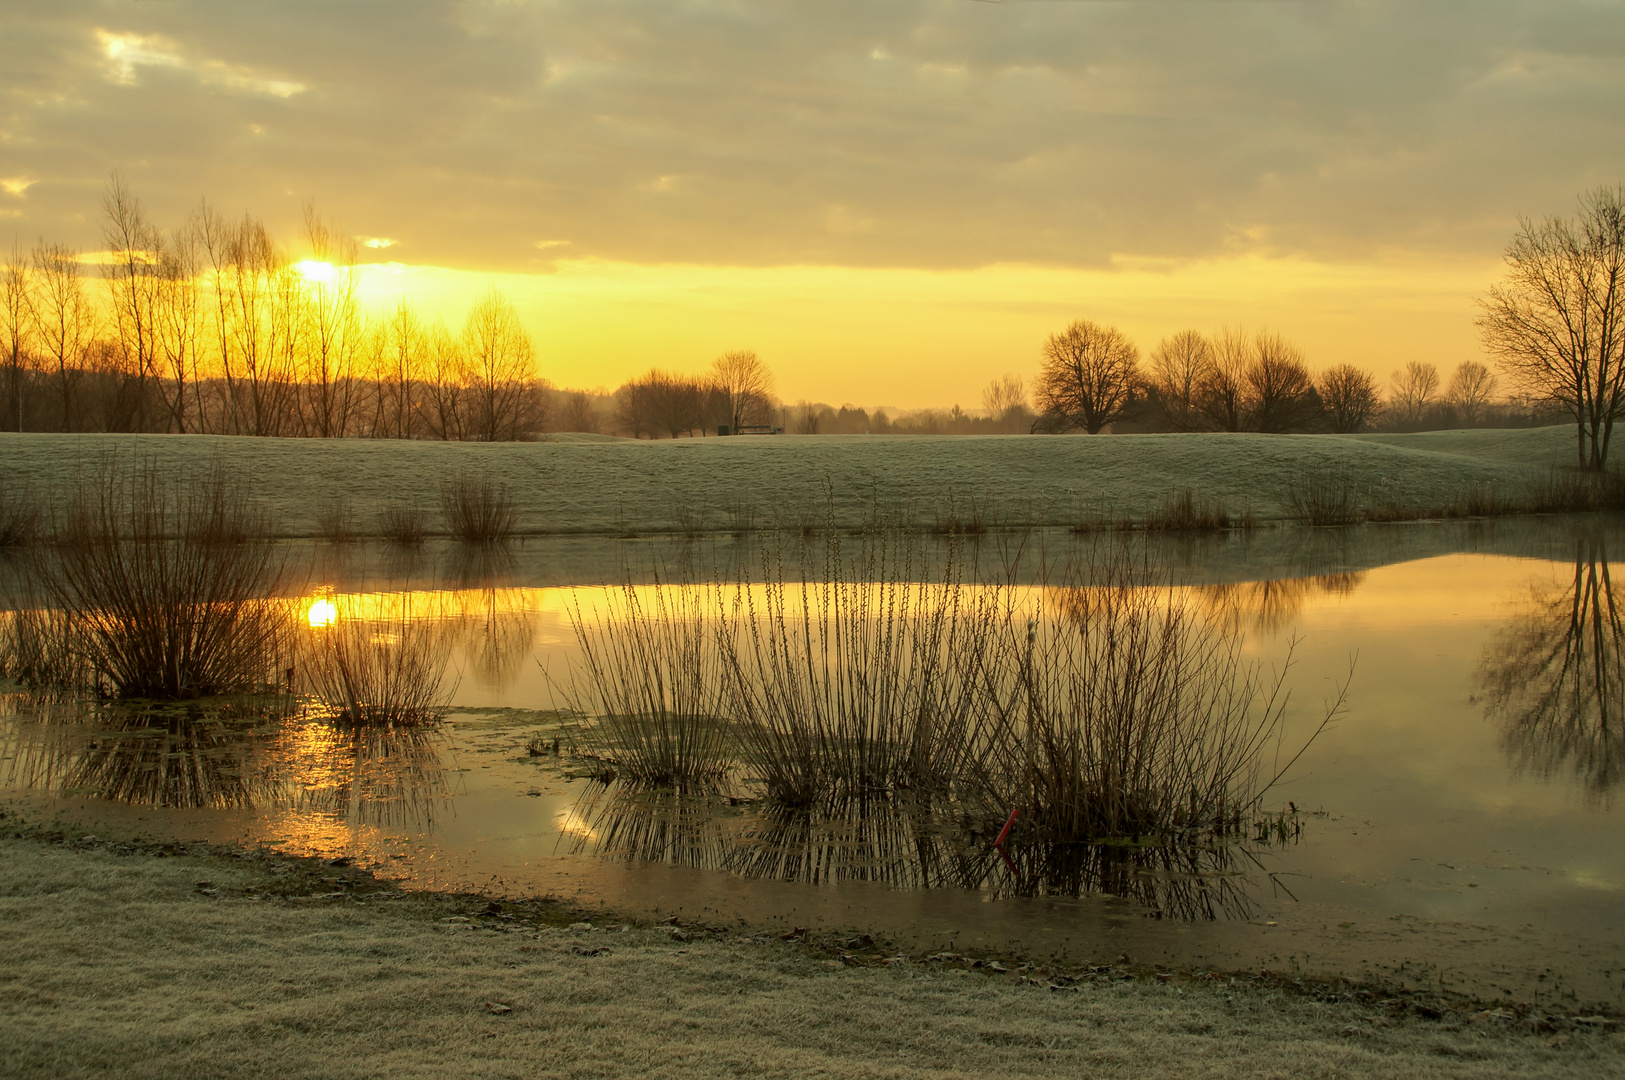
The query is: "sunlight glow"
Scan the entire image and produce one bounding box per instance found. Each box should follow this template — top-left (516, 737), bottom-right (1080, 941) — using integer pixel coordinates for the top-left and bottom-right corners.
top-left (297, 259), bottom-right (337, 284)
top-left (307, 597), bottom-right (338, 629)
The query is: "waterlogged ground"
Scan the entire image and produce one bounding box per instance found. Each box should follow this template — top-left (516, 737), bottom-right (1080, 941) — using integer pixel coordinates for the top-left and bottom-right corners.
top-left (4, 520), bottom-right (1624, 1010)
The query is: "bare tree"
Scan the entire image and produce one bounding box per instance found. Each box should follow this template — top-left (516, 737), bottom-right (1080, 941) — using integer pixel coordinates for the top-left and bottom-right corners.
top-left (1148, 330), bottom-right (1213, 431)
top-left (1480, 185), bottom-right (1625, 469)
top-left (1245, 332), bottom-right (1319, 433)
top-left (463, 287), bottom-right (537, 441)
top-left (616, 370), bottom-right (704, 438)
top-left (29, 242), bottom-right (96, 431)
top-left (99, 174), bottom-right (162, 431)
top-left (300, 205), bottom-right (364, 438)
top-left (1318, 364), bottom-right (1380, 433)
top-left (2, 244), bottom-right (30, 431)
top-left (152, 216), bottom-right (205, 432)
top-left (200, 206), bottom-right (302, 436)
top-left (1389, 361), bottom-right (1441, 427)
top-left (419, 321), bottom-right (469, 440)
top-left (1447, 361), bottom-right (1498, 427)
top-left (1196, 328), bottom-right (1250, 433)
top-left (376, 298), bottom-right (423, 439)
top-left (711, 350), bottom-right (774, 434)
top-left (1033, 319), bottom-right (1140, 434)
top-left (558, 390), bottom-right (601, 433)
top-left (793, 400), bottom-right (821, 434)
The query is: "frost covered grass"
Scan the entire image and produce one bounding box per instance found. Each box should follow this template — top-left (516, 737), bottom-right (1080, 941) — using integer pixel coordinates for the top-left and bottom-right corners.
top-left (0, 426), bottom-right (1590, 538)
top-left (0, 828), bottom-right (1612, 1080)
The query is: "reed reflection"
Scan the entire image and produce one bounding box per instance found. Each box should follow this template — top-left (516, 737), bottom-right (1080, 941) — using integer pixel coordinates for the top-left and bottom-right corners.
top-left (272, 717), bottom-right (451, 830)
top-left (2, 692), bottom-right (285, 810)
top-left (562, 784), bottom-right (1274, 920)
top-left (1482, 538), bottom-right (1625, 797)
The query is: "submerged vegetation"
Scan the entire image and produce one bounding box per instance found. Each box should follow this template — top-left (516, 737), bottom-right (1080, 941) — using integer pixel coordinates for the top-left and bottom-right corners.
top-left (555, 533), bottom-right (1348, 849)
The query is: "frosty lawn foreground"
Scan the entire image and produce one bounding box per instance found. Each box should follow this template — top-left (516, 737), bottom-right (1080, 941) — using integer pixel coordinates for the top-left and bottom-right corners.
top-left (0, 427), bottom-right (1582, 538)
top-left (1, 825), bottom-right (1617, 1080)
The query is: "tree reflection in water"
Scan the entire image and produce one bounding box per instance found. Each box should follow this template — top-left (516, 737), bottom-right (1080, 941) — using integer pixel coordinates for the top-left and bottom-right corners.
top-left (563, 785), bottom-right (1275, 921)
top-left (1482, 537), bottom-right (1625, 797)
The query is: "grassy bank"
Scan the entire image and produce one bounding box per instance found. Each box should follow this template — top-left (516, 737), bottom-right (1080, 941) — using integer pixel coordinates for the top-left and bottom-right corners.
top-left (0, 427), bottom-right (1591, 540)
top-left (1, 823), bottom-right (1618, 1079)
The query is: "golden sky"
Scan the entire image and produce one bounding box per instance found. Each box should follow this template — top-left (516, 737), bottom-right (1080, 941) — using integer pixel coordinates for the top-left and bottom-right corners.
top-left (4, 1), bottom-right (1623, 407)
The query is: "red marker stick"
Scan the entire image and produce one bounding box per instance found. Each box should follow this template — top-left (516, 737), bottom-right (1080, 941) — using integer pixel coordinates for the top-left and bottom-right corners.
top-left (993, 807), bottom-right (1021, 848)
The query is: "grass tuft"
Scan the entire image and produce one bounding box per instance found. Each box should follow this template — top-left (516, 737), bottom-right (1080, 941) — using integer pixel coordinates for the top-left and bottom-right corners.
top-left (441, 471), bottom-right (518, 544)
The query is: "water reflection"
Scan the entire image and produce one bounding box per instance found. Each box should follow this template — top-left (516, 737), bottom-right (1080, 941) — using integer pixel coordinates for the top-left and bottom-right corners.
top-left (565, 785), bottom-right (1274, 920)
top-left (0, 691), bottom-right (450, 829)
top-left (2, 692), bottom-right (286, 810)
top-left (1482, 537), bottom-right (1625, 797)
top-left (1193, 573), bottom-right (1364, 635)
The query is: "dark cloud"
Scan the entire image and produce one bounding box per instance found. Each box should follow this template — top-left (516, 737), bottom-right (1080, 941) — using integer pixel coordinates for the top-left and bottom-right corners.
top-left (2, 0), bottom-right (1622, 269)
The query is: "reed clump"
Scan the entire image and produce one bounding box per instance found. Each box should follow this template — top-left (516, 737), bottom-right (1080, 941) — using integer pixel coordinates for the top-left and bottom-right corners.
top-left (441, 471), bottom-right (518, 544)
top-left (301, 592), bottom-right (461, 727)
top-left (1283, 472), bottom-right (1363, 527)
top-left (1144, 489), bottom-right (1232, 532)
top-left (557, 535), bottom-right (1341, 846)
top-left (725, 535), bottom-right (994, 805)
top-left (0, 478), bottom-right (42, 547)
top-left (554, 577), bottom-right (733, 788)
top-left (314, 496), bottom-right (359, 543)
top-left (29, 463), bottom-right (292, 699)
top-left (965, 560), bottom-right (1339, 841)
top-left (377, 500), bottom-right (429, 545)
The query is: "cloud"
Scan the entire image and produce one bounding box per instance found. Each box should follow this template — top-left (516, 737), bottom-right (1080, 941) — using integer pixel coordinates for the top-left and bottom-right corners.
top-left (0, 1), bottom-right (1620, 274)
top-left (96, 29), bottom-right (305, 98)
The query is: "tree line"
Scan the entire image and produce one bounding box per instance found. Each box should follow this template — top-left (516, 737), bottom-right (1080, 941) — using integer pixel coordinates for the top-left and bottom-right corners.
top-left (3, 177), bottom-right (547, 440)
top-left (1024, 322), bottom-right (1525, 437)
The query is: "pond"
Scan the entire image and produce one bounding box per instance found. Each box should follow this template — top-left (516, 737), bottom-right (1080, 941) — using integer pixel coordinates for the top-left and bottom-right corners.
top-left (3, 518), bottom-right (1623, 1009)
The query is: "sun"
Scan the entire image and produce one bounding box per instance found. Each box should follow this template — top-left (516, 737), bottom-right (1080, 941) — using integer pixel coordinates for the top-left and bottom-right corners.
top-left (307, 596), bottom-right (338, 628)
top-left (296, 259), bottom-right (336, 284)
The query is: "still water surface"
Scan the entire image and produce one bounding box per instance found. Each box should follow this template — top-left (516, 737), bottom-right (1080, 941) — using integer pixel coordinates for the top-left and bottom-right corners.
top-left (4, 522), bottom-right (1623, 1006)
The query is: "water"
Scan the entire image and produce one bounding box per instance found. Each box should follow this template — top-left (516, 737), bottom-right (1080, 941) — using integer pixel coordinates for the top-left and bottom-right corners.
top-left (4, 520), bottom-right (1623, 1007)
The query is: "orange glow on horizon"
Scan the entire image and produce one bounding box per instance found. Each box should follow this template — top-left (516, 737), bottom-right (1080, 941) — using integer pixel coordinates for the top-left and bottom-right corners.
top-left (349, 252), bottom-right (1502, 410)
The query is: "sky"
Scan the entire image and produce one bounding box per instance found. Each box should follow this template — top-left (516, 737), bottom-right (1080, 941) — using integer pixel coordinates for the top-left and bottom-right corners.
top-left (3, 0), bottom-right (1623, 408)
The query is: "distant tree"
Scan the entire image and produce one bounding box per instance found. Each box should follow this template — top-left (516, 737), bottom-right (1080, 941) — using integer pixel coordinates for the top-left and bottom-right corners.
top-left (1033, 319), bottom-right (1140, 434)
top-left (1148, 330), bottom-right (1213, 431)
top-left (1196, 328), bottom-right (1250, 432)
top-left (1244, 332), bottom-right (1319, 433)
top-left (1446, 361), bottom-right (1499, 427)
top-left (559, 390), bottom-right (601, 433)
top-left (794, 400), bottom-right (820, 434)
top-left (1318, 364), bottom-right (1381, 433)
top-left (616, 370), bottom-right (705, 438)
top-left (979, 373), bottom-right (1020, 414)
top-left (711, 350), bottom-right (774, 433)
top-left (463, 286), bottom-right (537, 441)
top-left (29, 242), bottom-right (96, 431)
top-left (300, 205), bottom-right (364, 438)
top-left (99, 174), bottom-right (162, 432)
top-left (1389, 361), bottom-right (1441, 427)
top-left (419, 322), bottom-right (469, 440)
top-left (1480, 184), bottom-right (1625, 469)
top-left (2, 244), bottom-right (30, 431)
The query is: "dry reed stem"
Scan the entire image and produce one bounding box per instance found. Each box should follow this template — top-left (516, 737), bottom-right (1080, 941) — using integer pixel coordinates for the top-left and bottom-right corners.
top-left (33, 462), bottom-right (292, 698)
top-left (300, 592), bottom-right (462, 727)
